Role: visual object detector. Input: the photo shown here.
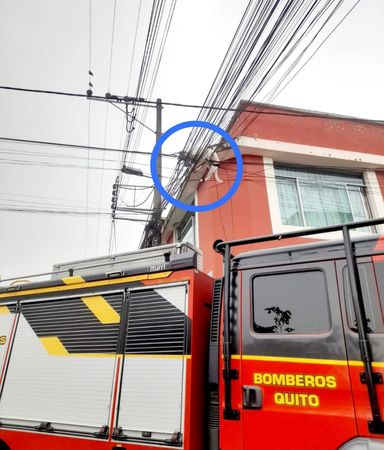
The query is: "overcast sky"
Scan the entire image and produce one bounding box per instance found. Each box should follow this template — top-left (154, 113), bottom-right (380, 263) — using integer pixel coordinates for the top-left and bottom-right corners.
top-left (0, 0), bottom-right (383, 281)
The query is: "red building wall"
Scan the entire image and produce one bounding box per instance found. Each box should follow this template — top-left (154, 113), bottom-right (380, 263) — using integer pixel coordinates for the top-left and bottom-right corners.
top-left (376, 172), bottom-right (384, 200)
top-left (196, 104), bottom-right (384, 277)
top-left (231, 103), bottom-right (384, 153)
top-left (197, 155), bottom-right (316, 276)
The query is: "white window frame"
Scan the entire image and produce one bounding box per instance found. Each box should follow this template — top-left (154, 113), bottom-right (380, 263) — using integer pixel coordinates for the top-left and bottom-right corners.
top-left (177, 213), bottom-right (196, 246)
top-left (274, 166), bottom-right (371, 226)
top-left (264, 157), bottom-right (384, 239)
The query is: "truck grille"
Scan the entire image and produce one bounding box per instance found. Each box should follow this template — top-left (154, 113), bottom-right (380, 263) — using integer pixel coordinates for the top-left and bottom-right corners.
top-left (210, 279), bottom-right (222, 343)
top-left (208, 390), bottom-right (219, 429)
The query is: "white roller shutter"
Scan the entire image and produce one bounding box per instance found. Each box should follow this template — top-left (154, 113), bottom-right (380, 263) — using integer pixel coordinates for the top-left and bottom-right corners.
top-left (0, 293), bottom-right (123, 434)
top-left (117, 284), bottom-right (188, 444)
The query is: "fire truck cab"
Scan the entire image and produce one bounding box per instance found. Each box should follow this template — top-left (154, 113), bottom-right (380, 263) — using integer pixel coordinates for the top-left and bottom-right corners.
top-left (0, 244), bottom-right (213, 450)
top-left (0, 218), bottom-right (384, 450)
top-left (208, 218), bottom-right (384, 450)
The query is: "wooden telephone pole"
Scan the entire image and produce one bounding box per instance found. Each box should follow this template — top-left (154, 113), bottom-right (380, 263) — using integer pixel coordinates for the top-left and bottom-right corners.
top-left (151, 98), bottom-right (163, 247)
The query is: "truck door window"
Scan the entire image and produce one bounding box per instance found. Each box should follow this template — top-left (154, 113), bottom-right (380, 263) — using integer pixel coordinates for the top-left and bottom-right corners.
top-left (343, 265), bottom-right (384, 333)
top-left (252, 270), bottom-right (331, 334)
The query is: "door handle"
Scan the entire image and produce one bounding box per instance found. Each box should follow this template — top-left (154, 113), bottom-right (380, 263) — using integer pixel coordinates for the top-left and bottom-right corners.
top-left (242, 385), bottom-right (262, 409)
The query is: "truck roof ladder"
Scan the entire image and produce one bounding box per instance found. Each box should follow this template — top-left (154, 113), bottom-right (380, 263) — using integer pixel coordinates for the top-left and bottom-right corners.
top-left (342, 226), bottom-right (384, 434)
top-left (215, 216), bottom-right (384, 432)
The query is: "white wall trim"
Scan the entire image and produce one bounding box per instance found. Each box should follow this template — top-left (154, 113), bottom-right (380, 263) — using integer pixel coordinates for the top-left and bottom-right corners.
top-left (263, 156), bottom-right (280, 234)
top-left (194, 192), bottom-right (200, 249)
top-left (231, 136), bottom-right (384, 169)
top-left (364, 171), bottom-right (384, 233)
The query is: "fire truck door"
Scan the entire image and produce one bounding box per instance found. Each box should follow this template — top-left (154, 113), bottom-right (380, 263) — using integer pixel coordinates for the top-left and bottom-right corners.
top-left (336, 258), bottom-right (384, 437)
top-left (240, 261), bottom-right (357, 450)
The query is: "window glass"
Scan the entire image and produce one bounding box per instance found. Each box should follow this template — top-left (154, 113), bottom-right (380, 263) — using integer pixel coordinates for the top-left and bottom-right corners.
top-left (252, 270), bottom-right (331, 334)
top-left (274, 164), bottom-right (371, 230)
top-left (300, 180), bottom-right (352, 226)
top-left (347, 185), bottom-right (368, 222)
top-left (343, 264), bottom-right (384, 333)
top-left (373, 262), bottom-right (384, 318)
top-left (178, 213), bottom-right (195, 245)
top-left (275, 176), bottom-right (303, 226)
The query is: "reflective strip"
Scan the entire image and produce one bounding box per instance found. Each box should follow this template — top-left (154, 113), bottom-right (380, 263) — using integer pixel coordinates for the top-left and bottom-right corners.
top-left (39, 336), bottom-right (69, 356)
top-left (239, 354), bottom-right (348, 366)
top-left (0, 306), bottom-right (10, 314)
top-left (234, 354), bottom-right (384, 368)
top-left (82, 296), bottom-right (120, 324)
top-left (148, 272), bottom-right (172, 280)
top-left (62, 276), bottom-right (85, 285)
top-left (0, 272), bottom-right (174, 299)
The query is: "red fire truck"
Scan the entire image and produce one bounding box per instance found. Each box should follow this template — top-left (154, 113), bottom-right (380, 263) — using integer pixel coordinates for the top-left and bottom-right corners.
top-left (1, 217), bottom-right (384, 450)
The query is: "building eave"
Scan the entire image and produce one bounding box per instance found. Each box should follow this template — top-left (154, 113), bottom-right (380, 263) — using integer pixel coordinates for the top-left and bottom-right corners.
top-left (233, 100), bottom-right (384, 126)
top-left (152, 102), bottom-right (384, 245)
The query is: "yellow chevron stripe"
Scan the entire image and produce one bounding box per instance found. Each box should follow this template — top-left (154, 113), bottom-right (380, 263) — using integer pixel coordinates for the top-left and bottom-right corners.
top-left (39, 337), bottom-right (69, 356)
top-left (0, 271), bottom-right (173, 299)
top-left (0, 306), bottom-right (10, 314)
top-left (148, 272), bottom-right (172, 280)
top-left (62, 276), bottom-right (85, 285)
top-left (82, 296), bottom-right (120, 324)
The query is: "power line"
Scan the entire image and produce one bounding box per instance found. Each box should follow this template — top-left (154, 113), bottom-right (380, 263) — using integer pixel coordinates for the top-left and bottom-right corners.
top-left (85, 87), bottom-right (92, 257)
top-left (0, 206), bottom-right (149, 223)
top-left (160, 0), bottom-right (375, 215)
top-left (0, 157), bottom-right (177, 177)
top-left (0, 197), bottom-right (101, 209)
top-left (89, 0), bottom-right (92, 72)
top-left (118, 0), bottom-right (178, 212)
top-left (107, 0), bottom-right (118, 93)
top-left (1, 85), bottom-right (381, 123)
top-left (0, 206), bottom-right (110, 216)
top-left (239, 0), bottom-right (363, 137)
top-left (0, 85), bottom-right (94, 99)
top-left (110, 102), bottom-right (156, 133)
top-left (86, 0), bottom-right (94, 258)
top-left (109, 0), bottom-right (179, 249)
top-left (97, 0), bottom-right (119, 255)
top-left (0, 136), bottom-right (178, 157)
top-left (0, 147), bottom-right (122, 164)
top-left (0, 148), bottom-right (177, 171)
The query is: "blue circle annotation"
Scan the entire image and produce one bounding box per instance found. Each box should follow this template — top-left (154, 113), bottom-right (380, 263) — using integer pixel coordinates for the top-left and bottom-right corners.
top-left (150, 120), bottom-right (243, 213)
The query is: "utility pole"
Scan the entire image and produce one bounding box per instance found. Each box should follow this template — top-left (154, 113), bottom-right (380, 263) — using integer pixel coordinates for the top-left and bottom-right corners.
top-left (151, 98), bottom-right (163, 246)
top-left (98, 92), bottom-right (163, 248)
